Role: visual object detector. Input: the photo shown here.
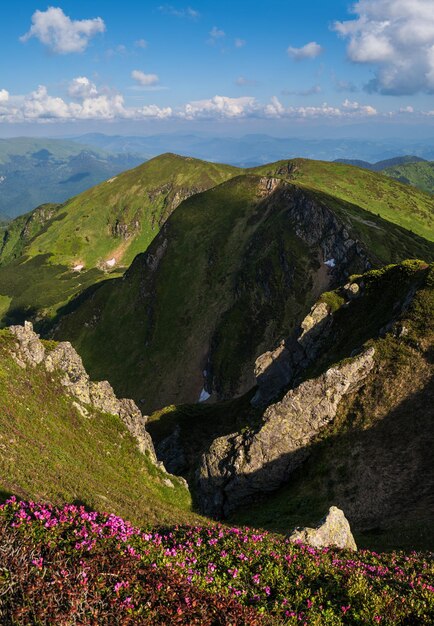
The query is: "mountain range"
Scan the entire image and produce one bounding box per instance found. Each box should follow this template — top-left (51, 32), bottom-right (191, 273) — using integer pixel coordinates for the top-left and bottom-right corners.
top-left (0, 152), bottom-right (433, 556)
top-left (70, 132), bottom-right (434, 166)
top-left (0, 137), bottom-right (142, 219)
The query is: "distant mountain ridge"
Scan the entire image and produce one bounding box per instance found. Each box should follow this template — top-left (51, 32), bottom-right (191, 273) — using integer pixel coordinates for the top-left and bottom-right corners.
top-left (71, 132), bottom-right (434, 166)
top-left (334, 155), bottom-right (427, 171)
top-left (0, 137), bottom-right (142, 218)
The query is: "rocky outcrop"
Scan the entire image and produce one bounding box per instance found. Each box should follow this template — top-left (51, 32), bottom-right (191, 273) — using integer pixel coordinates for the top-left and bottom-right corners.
top-left (289, 506), bottom-right (357, 551)
top-left (257, 177), bottom-right (281, 197)
top-left (252, 300), bottom-right (334, 406)
top-left (197, 348), bottom-right (375, 518)
top-left (9, 321), bottom-right (45, 367)
top-left (9, 322), bottom-right (156, 460)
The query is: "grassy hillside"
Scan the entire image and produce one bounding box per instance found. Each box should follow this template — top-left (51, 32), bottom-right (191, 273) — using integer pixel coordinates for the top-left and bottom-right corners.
top-left (54, 169), bottom-right (434, 414)
top-left (0, 328), bottom-right (195, 527)
top-left (251, 159), bottom-right (434, 242)
top-left (383, 160), bottom-right (434, 196)
top-left (0, 153), bottom-right (239, 325)
top-left (231, 261), bottom-right (434, 551)
top-left (0, 153), bottom-right (432, 349)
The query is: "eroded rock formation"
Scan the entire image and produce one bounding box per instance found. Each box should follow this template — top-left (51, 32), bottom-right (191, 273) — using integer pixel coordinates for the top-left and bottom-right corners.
top-left (10, 321), bottom-right (157, 460)
top-left (198, 347), bottom-right (375, 518)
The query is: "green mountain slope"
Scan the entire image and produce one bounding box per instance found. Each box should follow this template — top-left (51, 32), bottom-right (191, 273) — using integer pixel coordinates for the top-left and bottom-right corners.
top-left (0, 154), bottom-right (239, 325)
top-left (54, 166), bottom-right (434, 414)
top-left (383, 160), bottom-right (434, 195)
top-left (0, 324), bottom-right (195, 527)
top-left (250, 159), bottom-right (434, 242)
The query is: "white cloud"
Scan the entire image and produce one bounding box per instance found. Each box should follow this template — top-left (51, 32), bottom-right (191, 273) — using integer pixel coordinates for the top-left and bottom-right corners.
top-left (0, 78), bottom-right (170, 122)
top-left (287, 41), bottom-right (323, 60)
top-left (20, 7), bottom-right (105, 54)
top-left (208, 26), bottom-right (225, 45)
top-left (264, 96), bottom-right (286, 117)
top-left (138, 104), bottom-right (173, 119)
top-left (264, 98), bottom-right (342, 119)
top-left (341, 99), bottom-right (378, 116)
top-left (235, 38), bottom-right (246, 48)
top-left (68, 77), bottom-right (98, 99)
top-left (22, 85), bottom-right (71, 119)
top-left (0, 82), bottom-right (400, 124)
top-left (180, 96), bottom-right (258, 120)
top-left (135, 39), bottom-right (148, 49)
top-left (158, 5), bottom-right (200, 19)
top-left (333, 0), bottom-right (434, 94)
top-left (235, 76), bottom-right (256, 86)
top-left (131, 70), bottom-right (160, 86)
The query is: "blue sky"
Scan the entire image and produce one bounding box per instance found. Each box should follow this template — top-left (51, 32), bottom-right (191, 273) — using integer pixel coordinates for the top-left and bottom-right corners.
top-left (1, 0), bottom-right (434, 136)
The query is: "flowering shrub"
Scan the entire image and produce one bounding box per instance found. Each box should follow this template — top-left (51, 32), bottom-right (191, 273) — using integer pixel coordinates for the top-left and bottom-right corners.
top-left (1, 499), bottom-right (433, 625)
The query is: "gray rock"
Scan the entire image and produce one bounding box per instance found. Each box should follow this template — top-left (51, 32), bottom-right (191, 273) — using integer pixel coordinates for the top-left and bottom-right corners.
top-left (252, 301), bottom-right (334, 408)
top-left (46, 341), bottom-right (91, 404)
top-left (9, 321), bottom-right (45, 368)
top-left (289, 506), bottom-right (357, 551)
top-left (198, 348), bottom-right (375, 518)
top-left (8, 322), bottom-right (157, 463)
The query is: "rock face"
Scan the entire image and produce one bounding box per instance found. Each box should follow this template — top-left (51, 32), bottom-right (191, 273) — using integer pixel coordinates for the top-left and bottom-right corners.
top-left (289, 506), bottom-right (357, 551)
top-left (9, 322), bottom-right (157, 460)
top-left (252, 300), bottom-right (334, 407)
top-left (9, 321), bottom-right (45, 368)
top-left (197, 348), bottom-right (375, 518)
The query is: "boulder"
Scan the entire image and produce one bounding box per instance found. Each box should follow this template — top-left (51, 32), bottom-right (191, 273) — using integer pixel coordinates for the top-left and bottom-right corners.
top-left (289, 506), bottom-right (357, 551)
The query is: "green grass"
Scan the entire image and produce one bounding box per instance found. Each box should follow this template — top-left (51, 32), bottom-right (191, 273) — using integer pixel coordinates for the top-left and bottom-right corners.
top-left (22, 153), bottom-right (239, 269)
top-left (251, 158), bottom-right (434, 242)
top-left (54, 175), bottom-right (320, 411)
top-left (0, 153), bottom-right (239, 324)
top-left (0, 329), bottom-right (198, 527)
top-left (383, 160), bottom-right (434, 196)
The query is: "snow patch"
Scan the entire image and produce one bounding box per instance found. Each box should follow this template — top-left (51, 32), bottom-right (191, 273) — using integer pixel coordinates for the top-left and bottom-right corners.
top-left (106, 258), bottom-right (116, 267)
top-left (72, 264), bottom-right (84, 272)
top-left (198, 388), bottom-right (211, 403)
top-left (107, 176), bottom-right (117, 183)
top-left (324, 259), bottom-right (336, 268)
